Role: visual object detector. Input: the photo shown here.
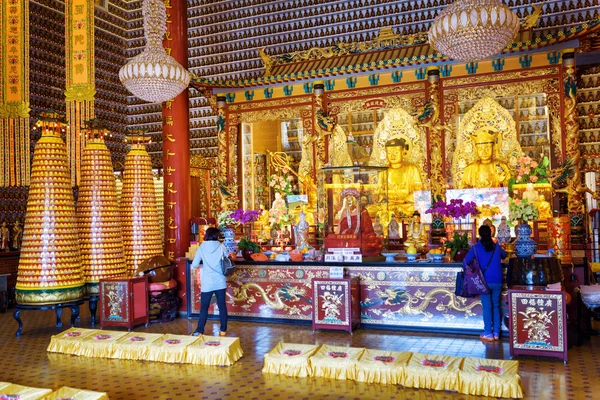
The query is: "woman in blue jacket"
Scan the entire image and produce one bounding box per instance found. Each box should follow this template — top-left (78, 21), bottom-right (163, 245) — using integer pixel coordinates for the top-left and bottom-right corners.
top-left (191, 227), bottom-right (229, 336)
top-left (463, 225), bottom-right (507, 342)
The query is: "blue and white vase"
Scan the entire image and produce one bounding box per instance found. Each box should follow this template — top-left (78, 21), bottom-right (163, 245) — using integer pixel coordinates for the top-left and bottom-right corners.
top-left (514, 222), bottom-right (537, 258)
top-left (221, 226), bottom-right (238, 255)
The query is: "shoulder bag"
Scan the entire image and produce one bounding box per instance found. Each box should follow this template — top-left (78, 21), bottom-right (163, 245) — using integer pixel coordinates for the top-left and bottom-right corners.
top-left (221, 249), bottom-right (236, 277)
top-left (455, 245), bottom-right (495, 298)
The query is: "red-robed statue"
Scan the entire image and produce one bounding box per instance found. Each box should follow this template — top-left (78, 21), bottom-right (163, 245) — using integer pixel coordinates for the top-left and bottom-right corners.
top-left (325, 188), bottom-right (382, 257)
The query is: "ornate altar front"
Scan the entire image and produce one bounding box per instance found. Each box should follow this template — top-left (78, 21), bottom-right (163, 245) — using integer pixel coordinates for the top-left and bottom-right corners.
top-left (187, 260), bottom-right (486, 333)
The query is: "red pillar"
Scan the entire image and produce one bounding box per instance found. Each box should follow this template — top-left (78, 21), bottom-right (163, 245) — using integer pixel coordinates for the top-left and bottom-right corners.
top-left (162, 0), bottom-right (190, 311)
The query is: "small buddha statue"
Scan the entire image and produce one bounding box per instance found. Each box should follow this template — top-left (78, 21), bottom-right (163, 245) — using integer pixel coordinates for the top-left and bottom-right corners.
top-left (388, 214), bottom-right (400, 239)
top-left (460, 127), bottom-right (511, 189)
top-left (535, 195), bottom-right (553, 220)
top-left (380, 138), bottom-right (423, 217)
top-left (403, 212), bottom-right (428, 253)
top-left (12, 219), bottom-right (23, 250)
top-left (373, 215), bottom-right (384, 237)
top-left (521, 182), bottom-right (540, 204)
top-left (0, 221), bottom-right (9, 251)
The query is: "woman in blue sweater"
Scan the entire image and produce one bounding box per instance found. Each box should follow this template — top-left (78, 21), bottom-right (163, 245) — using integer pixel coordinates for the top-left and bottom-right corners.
top-left (191, 227), bottom-right (229, 336)
top-left (463, 225), bottom-right (508, 342)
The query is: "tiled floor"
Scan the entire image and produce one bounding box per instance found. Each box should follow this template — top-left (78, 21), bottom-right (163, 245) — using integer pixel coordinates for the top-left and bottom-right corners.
top-left (0, 306), bottom-right (598, 400)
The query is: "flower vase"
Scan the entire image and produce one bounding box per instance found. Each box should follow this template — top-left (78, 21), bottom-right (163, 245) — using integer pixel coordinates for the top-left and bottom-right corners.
top-left (514, 222), bottom-right (537, 258)
top-left (222, 226), bottom-right (238, 255)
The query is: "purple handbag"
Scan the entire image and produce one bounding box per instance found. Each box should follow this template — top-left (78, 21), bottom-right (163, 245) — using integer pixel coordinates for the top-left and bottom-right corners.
top-left (463, 246), bottom-right (495, 296)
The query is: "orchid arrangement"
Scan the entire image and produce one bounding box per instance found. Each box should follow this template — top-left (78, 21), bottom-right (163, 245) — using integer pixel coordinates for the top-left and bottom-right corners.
top-left (426, 199), bottom-right (480, 219)
top-left (269, 173), bottom-right (294, 196)
top-left (513, 155), bottom-right (549, 184)
top-left (218, 209), bottom-right (263, 230)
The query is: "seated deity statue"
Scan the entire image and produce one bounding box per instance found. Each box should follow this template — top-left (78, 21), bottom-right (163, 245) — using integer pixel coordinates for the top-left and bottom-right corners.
top-left (521, 182), bottom-right (540, 204)
top-left (403, 212), bottom-right (428, 253)
top-left (373, 216), bottom-right (384, 237)
top-left (535, 195), bottom-right (553, 220)
top-left (326, 188), bottom-right (382, 257)
top-left (380, 138), bottom-right (423, 218)
top-left (460, 128), bottom-right (511, 189)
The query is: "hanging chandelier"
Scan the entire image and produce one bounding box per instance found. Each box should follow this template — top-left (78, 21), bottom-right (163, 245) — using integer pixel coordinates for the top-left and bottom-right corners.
top-left (119, 0), bottom-right (190, 103)
top-left (428, 0), bottom-right (520, 62)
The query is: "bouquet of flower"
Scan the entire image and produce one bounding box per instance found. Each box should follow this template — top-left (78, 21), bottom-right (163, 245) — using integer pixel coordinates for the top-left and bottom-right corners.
top-left (268, 206), bottom-right (291, 228)
top-left (509, 198), bottom-right (539, 224)
top-left (513, 155), bottom-right (549, 184)
top-left (440, 232), bottom-right (470, 258)
top-left (269, 173), bottom-right (294, 196)
top-left (426, 199), bottom-right (479, 219)
top-left (218, 209), bottom-right (263, 230)
top-left (477, 204), bottom-right (502, 218)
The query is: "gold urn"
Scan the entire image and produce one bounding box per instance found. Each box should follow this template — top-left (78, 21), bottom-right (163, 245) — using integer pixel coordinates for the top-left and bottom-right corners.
top-left (16, 116), bottom-right (84, 304)
top-left (77, 138), bottom-right (127, 295)
top-left (121, 144), bottom-right (163, 276)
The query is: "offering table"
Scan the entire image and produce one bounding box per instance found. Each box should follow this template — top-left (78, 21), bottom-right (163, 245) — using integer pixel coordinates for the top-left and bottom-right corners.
top-left (187, 260), bottom-right (485, 334)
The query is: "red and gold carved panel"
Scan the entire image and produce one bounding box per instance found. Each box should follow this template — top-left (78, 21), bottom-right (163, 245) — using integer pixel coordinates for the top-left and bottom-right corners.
top-left (509, 288), bottom-right (567, 362)
top-left (312, 277), bottom-right (359, 333)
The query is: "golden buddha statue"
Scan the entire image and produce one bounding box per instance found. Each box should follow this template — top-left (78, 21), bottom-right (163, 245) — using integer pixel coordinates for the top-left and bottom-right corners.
top-left (535, 195), bottom-right (553, 220)
top-left (381, 138), bottom-right (423, 217)
top-left (460, 127), bottom-right (511, 189)
top-left (403, 212), bottom-right (428, 253)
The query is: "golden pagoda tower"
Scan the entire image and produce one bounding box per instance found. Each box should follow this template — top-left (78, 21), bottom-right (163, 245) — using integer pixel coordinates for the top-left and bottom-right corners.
top-left (77, 120), bottom-right (127, 295)
top-left (121, 140), bottom-right (163, 275)
top-left (16, 111), bottom-right (84, 304)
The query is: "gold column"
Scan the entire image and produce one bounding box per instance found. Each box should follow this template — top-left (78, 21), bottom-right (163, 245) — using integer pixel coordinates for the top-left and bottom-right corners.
top-left (562, 49), bottom-right (584, 214)
top-left (426, 67), bottom-right (446, 201)
top-left (216, 95), bottom-right (228, 182)
top-left (0, 0), bottom-right (30, 186)
top-left (16, 111), bottom-right (84, 304)
top-left (121, 143), bottom-right (163, 276)
top-left (77, 121), bottom-right (126, 295)
top-left (65, 0), bottom-right (96, 185)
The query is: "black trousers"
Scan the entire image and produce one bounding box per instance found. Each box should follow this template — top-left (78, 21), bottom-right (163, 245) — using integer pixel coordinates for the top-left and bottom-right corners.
top-left (195, 288), bottom-right (228, 334)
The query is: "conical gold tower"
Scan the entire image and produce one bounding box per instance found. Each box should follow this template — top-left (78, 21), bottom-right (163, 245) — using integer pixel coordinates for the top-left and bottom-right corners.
top-left (121, 143), bottom-right (163, 275)
top-left (16, 111), bottom-right (84, 304)
top-left (77, 121), bottom-right (127, 295)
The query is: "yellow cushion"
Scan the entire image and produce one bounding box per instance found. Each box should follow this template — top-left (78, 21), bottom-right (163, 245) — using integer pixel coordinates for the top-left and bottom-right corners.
top-left (458, 358), bottom-right (524, 398)
top-left (404, 353), bottom-right (463, 391)
top-left (47, 328), bottom-right (99, 355)
top-left (76, 330), bottom-right (129, 358)
top-left (41, 386), bottom-right (109, 400)
top-left (355, 349), bottom-right (412, 385)
top-left (309, 345), bottom-right (365, 380)
top-left (111, 332), bottom-right (164, 360)
top-left (262, 342), bottom-right (321, 378)
top-left (0, 382), bottom-right (52, 400)
top-left (146, 334), bottom-right (201, 364)
top-left (184, 335), bottom-right (243, 366)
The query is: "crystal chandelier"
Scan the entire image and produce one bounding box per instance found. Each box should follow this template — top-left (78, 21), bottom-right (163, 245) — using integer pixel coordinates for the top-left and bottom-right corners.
top-left (428, 0), bottom-right (520, 62)
top-left (119, 0), bottom-right (190, 103)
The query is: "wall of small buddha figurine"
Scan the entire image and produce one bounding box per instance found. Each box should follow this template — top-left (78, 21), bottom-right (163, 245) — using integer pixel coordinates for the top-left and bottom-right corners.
top-left (578, 65), bottom-right (600, 172)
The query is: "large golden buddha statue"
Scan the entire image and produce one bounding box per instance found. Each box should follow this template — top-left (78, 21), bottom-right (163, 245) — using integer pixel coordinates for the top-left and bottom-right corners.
top-left (460, 127), bottom-right (511, 189)
top-left (382, 138), bottom-right (423, 217)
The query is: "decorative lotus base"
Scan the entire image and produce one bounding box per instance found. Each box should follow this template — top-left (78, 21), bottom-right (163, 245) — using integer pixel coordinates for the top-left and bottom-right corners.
top-left (16, 286), bottom-right (86, 305)
top-left (85, 283), bottom-right (100, 296)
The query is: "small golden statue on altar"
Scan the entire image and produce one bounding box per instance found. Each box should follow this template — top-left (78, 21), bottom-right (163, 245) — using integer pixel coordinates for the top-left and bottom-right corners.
top-left (380, 138), bottom-right (423, 217)
top-left (460, 127), bottom-right (511, 189)
top-left (12, 219), bottom-right (23, 250)
top-left (403, 212), bottom-right (428, 253)
top-left (536, 195), bottom-right (553, 220)
top-left (0, 221), bottom-right (9, 251)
